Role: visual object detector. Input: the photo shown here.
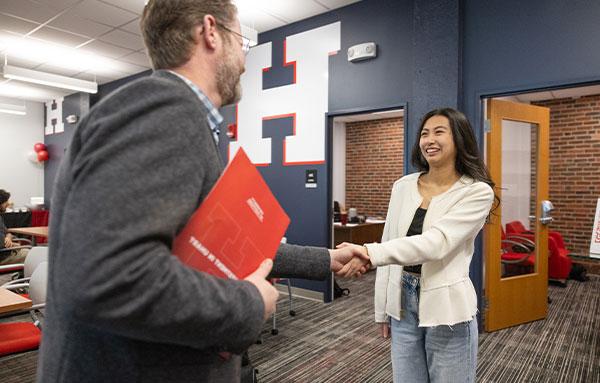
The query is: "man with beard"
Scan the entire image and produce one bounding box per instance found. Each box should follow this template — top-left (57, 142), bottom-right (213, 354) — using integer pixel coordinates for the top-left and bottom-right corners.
top-left (0, 189), bottom-right (29, 265)
top-left (36, 1), bottom-right (367, 382)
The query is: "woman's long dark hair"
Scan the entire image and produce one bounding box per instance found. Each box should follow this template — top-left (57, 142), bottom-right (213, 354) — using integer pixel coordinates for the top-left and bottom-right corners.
top-left (411, 107), bottom-right (499, 211)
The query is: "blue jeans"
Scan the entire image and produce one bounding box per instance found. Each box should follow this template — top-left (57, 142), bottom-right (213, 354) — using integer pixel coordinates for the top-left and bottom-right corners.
top-left (390, 272), bottom-right (478, 383)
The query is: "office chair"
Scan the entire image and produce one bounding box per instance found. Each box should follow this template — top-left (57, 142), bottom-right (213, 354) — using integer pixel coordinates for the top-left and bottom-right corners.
top-left (0, 246), bottom-right (48, 285)
top-left (0, 261), bottom-right (47, 356)
top-left (504, 222), bottom-right (572, 282)
top-left (506, 220), bottom-right (569, 256)
top-left (269, 278), bottom-right (295, 335)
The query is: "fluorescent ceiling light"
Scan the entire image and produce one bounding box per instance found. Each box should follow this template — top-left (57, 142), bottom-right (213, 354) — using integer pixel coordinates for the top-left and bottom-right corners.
top-left (0, 101), bottom-right (26, 115)
top-left (0, 81), bottom-right (69, 102)
top-left (0, 35), bottom-right (128, 74)
top-left (3, 65), bottom-right (98, 94)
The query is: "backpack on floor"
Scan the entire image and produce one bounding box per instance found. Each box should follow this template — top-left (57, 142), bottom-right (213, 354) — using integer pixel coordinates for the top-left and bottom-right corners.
top-left (333, 279), bottom-right (350, 298)
top-left (569, 264), bottom-right (589, 282)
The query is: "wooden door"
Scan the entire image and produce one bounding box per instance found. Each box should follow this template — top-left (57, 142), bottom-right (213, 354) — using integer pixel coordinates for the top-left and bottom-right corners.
top-left (484, 99), bottom-right (550, 331)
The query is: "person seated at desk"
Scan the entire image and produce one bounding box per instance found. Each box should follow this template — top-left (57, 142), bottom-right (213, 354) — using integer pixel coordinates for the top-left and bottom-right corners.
top-left (0, 189), bottom-right (29, 265)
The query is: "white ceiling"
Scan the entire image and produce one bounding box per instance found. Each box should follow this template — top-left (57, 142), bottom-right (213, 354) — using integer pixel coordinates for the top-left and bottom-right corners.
top-left (0, 0), bottom-right (361, 102)
top-left (498, 84), bottom-right (600, 103)
top-left (334, 109), bottom-right (404, 123)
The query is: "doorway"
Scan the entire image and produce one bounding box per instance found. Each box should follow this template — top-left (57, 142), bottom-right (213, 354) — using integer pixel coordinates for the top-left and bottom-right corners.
top-left (483, 83), bottom-right (600, 331)
top-left (329, 108), bottom-right (403, 250)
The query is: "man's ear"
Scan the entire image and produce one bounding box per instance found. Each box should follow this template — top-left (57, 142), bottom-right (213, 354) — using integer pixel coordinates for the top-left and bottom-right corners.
top-left (198, 14), bottom-right (218, 50)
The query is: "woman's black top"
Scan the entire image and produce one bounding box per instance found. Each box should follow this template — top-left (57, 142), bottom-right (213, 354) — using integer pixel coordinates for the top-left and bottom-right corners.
top-left (403, 207), bottom-right (427, 274)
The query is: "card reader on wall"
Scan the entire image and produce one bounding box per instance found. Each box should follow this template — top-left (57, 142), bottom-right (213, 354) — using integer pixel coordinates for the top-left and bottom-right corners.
top-left (347, 42), bottom-right (377, 62)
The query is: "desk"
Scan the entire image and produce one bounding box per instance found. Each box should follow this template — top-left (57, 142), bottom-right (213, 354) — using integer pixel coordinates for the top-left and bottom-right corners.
top-left (8, 226), bottom-right (49, 245)
top-left (0, 288), bottom-right (32, 314)
top-left (334, 222), bottom-right (385, 246)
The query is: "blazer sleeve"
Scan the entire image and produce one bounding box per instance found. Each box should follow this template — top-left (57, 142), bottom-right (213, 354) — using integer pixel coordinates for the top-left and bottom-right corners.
top-left (270, 243), bottom-right (331, 280)
top-left (374, 189), bottom-right (394, 322)
top-left (366, 182), bottom-right (494, 267)
top-left (55, 90), bottom-right (264, 355)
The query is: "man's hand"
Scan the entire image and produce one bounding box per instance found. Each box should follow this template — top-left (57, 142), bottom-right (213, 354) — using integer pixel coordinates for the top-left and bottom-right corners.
top-left (244, 259), bottom-right (279, 321)
top-left (329, 243), bottom-right (370, 278)
top-left (335, 242), bottom-right (371, 278)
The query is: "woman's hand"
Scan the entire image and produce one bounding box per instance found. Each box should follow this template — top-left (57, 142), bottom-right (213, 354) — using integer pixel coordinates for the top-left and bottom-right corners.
top-left (380, 322), bottom-right (390, 339)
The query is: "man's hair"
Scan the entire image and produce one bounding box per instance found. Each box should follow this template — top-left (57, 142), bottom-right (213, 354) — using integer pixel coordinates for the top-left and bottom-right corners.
top-left (141, 0), bottom-right (238, 70)
top-left (0, 189), bottom-right (10, 205)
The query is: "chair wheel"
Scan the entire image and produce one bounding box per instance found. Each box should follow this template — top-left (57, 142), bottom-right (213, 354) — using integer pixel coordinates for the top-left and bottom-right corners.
top-left (271, 329), bottom-right (278, 335)
top-left (289, 310), bottom-right (296, 316)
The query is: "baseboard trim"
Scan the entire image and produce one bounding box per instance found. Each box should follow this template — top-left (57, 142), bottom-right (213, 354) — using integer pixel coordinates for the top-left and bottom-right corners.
top-left (274, 282), bottom-right (324, 302)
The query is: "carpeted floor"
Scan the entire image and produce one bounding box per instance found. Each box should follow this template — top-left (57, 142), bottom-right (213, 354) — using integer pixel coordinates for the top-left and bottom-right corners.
top-left (0, 272), bottom-right (598, 382)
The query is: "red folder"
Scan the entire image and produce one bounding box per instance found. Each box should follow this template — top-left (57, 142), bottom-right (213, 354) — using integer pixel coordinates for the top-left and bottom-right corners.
top-left (172, 148), bottom-right (290, 280)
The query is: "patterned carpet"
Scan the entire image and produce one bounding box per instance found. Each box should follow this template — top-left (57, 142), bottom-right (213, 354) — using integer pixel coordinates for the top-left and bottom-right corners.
top-left (0, 272), bottom-right (598, 382)
top-left (251, 273), bottom-right (599, 383)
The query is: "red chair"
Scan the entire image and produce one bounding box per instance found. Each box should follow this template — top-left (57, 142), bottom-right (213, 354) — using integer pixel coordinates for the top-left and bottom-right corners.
top-left (501, 228), bottom-right (535, 276)
top-left (0, 262), bottom-right (47, 356)
top-left (548, 236), bottom-right (572, 281)
top-left (506, 220), bottom-right (569, 257)
top-left (503, 223), bottom-right (572, 281)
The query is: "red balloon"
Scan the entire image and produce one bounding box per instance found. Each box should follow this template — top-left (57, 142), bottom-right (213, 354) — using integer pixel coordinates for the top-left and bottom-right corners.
top-left (37, 150), bottom-right (49, 162)
top-left (34, 143), bottom-right (46, 153)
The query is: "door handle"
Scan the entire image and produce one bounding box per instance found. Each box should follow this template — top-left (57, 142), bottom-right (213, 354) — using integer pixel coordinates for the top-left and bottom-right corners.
top-left (540, 200), bottom-right (554, 225)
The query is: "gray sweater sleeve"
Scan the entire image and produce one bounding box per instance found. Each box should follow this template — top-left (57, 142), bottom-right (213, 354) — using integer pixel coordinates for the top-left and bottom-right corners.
top-left (271, 243), bottom-right (331, 280)
top-left (51, 79), bottom-right (264, 354)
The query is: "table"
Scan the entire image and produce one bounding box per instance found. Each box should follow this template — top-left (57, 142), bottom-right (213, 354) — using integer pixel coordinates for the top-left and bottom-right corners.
top-left (334, 222), bottom-right (385, 246)
top-left (8, 226), bottom-right (49, 245)
top-left (0, 288), bottom-right (32, 314)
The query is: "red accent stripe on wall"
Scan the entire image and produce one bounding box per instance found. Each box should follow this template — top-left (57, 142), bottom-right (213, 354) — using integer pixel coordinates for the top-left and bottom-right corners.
top-left (283, 40), bottom-right (297, 84)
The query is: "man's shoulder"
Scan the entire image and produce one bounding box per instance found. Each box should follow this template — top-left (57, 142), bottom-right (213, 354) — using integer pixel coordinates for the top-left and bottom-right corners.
top-left (85, 71), bottom-right (208, 126)
top-left (106, 71), bottom-right (194, 104)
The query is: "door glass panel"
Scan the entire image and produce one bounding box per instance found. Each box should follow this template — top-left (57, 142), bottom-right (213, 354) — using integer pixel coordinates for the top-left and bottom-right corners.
top-left (500, 119), bottom-right (538, 278)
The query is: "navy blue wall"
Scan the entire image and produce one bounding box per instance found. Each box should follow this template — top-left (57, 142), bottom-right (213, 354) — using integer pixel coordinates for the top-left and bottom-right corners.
top-left (462, 0), bottom-right (600, 315)
top-left (44, 92), bottom-right (89, 207)
top-left (219, 0), bottom-right (461, 300)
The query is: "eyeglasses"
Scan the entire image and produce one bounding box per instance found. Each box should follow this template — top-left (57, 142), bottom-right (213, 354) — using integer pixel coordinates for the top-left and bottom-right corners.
top-left (219, 24), bottom-right (251, 55)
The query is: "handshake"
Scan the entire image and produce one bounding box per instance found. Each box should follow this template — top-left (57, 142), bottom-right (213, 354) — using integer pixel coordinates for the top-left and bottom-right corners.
top-left (245, 242), bottom-right (372, 321)
top-left (329, 242), bottom-right (372, 278)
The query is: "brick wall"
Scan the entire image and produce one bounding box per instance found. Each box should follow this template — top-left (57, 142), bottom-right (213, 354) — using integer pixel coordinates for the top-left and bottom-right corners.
top-left (533, 95), bottom-right (600, 256)
top-left (345, 117), bottom-right (404, 218)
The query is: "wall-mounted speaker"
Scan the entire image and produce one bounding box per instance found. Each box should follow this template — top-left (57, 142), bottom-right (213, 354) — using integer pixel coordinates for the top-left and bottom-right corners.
top-left (347, 42), bottom-right (377, 62)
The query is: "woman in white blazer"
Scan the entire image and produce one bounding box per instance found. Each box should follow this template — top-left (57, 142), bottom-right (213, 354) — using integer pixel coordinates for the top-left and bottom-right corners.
top-left (339, 108), bottom-right (497, 383)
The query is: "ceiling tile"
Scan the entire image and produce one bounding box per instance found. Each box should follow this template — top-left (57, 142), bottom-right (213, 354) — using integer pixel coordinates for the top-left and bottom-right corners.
top-left (239, 9), bottom-right (285, 33)
top-left (120, 51), bottom-right (151, 68)
top-left (29, 26), bottom-right (91, 48)
top-left (79, 39), bottom-right (134, 59)
top-left (119, 18), bottom-right (141, 35)
top-left (0, 0), bottom-right (61, 24)
top-left (108, 59), bottom-right (147, 75)
top-left (98, 29), bottom-right (145, 50)
top-left (99, 0), bottom-right (145, 15)
top-left (34, 0), bottom-right (83, 12)
top-left (0, 13), bottom-right (40, 35)
top-left (48, 10), bottom-right (113, 38)
top-left (73, 0), bottom-right (138, 27)
top-left (261, 1), bottom-right (328, 23)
